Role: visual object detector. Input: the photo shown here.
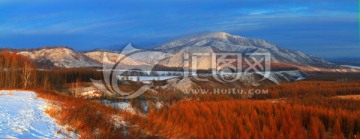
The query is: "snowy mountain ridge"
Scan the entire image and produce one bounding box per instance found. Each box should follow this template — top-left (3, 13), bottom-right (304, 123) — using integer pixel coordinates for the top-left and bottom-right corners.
top-left (155, 32), bottom-right (334, 68)
top-left (19, 47), bottom-right (101, 68)
top-left (17, 32), bottom-right (336, 69)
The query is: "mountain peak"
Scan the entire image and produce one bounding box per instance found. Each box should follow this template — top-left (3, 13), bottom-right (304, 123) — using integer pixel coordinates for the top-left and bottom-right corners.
top-left (203, 32), bottom-right (230, 38)
top-left (154, 32), bottom-right (334, 67)
top-left (187, 32), bottom-right (246, 40)
top-left (155, 32), bottom-right (271, 52)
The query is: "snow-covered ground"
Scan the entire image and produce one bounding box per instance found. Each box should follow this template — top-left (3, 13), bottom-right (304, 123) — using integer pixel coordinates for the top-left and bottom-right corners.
top-left (0, 90), bottom-right (75, 139)
top-left (102, 100), bottom-right (135, 113)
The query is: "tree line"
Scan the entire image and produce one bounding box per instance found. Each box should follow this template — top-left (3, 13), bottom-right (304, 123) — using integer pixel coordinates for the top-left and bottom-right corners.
top-left (0, 50), bottom-right (103, 91)
top-left (0, 50), bottom-right (37, 88)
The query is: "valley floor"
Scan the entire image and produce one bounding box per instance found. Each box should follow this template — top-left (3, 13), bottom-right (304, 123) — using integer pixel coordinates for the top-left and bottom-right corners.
top-left (0, 91), bottom-right (75, 139)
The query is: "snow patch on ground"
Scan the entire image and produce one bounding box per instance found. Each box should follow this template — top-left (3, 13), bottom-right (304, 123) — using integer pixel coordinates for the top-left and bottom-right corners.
top-left (0, 90), bottom-right (75, 139)
top-left (155, 102), bottom-right (163, 109)
top-left (264, 70), bottom-right (306, 84)
top-left (111, 115), bottom-right (127, 129)
top-left (102, 100), bottom-right (135, 113)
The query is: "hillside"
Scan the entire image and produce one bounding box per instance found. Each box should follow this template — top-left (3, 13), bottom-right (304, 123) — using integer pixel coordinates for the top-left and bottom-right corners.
top-left (155, 32), bottom-right (335, 69)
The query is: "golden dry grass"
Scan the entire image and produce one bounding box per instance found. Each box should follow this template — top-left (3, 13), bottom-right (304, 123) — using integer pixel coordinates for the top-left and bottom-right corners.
top-left (334, 95), bottom-right (360, 100)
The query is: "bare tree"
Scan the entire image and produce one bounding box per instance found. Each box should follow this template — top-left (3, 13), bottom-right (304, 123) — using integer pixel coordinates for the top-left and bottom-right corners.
top-left (71, 78), bottom-right (80, 97)
top-left (22, 60), bottom-right (32, 88)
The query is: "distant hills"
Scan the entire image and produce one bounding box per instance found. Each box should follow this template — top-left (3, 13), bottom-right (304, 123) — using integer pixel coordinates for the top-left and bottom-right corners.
top-left (16, 32), bottom-right (350, 71)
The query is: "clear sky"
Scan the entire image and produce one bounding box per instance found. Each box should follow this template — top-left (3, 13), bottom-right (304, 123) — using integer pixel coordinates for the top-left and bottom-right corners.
top-left (0, 0), bottom-right (358, 58)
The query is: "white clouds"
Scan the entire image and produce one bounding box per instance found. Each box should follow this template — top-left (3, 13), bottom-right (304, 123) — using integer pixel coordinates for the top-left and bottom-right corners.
top-left (65, 21), bottom-right (128, 34)
top-left (0, 0), bottom-right (358, 57)
top-left (247, 6), bottom-right (309, 15)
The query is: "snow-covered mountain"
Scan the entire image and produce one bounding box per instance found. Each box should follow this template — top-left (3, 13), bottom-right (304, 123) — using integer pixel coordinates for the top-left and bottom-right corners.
top-left (17, 32), bottom-right (336, 69)
top-left (84, 46), bottom-right (171, 66)
top-left (155, 32), bottom-right (335, 68)
top-left (19, 47), bottom-right (101, 68)
top-left (84, 51), bottom-right (150, 66)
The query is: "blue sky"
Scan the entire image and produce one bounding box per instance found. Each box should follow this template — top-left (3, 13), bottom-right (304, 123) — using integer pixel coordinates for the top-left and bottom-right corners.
top-left (0, 0), bottom-right (358, 58)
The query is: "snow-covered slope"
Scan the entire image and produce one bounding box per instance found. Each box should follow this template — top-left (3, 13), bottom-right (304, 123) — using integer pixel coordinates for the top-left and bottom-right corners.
top-left (0, 91), bottom-right (75, 138)
top-left (155, 32), bottom-right (335, 68)
top-left (84, 46), bottom-right (171, 66)
top-left (84, 51), bottom-right (150, 66)
top-left (19, 47), bottom-right (101, 68)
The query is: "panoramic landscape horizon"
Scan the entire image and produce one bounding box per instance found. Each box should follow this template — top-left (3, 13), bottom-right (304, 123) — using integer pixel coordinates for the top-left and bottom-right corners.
top-left (0, 0), bottom-right (360, 139)
top-left (1, 0), bottom-right (358, 57)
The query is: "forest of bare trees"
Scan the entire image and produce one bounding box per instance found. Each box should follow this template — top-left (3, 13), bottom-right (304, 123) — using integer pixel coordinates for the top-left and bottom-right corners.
top-left (0, 50), bottom-right (102, 91)
top-left (0, 50), bottom-right (37, 88)
top-left (2, 50), bottom-right (360, 139)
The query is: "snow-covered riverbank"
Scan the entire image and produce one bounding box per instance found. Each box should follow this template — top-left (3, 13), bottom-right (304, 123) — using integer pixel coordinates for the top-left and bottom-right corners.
top-left (0, 90), bottom-right (75, 139)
